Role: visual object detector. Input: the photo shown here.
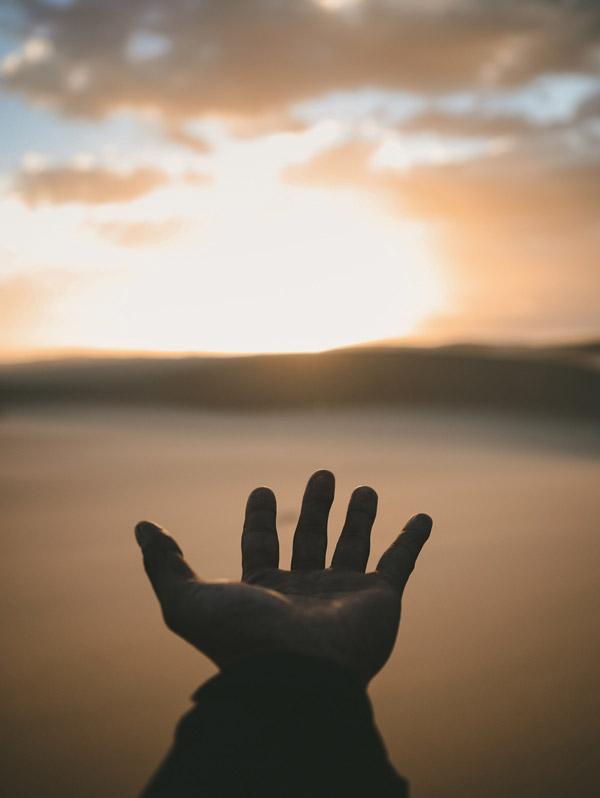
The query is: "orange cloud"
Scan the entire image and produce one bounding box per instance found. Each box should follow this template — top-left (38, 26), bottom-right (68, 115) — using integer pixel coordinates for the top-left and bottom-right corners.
top-left (92, 219), bottom-right (184, 247)
top-left (286, 140), bottom-right (600, 340)
top-left (14, 167), bottom-right (168, 206)
top-left (0, 272), bottom-right (75, 347)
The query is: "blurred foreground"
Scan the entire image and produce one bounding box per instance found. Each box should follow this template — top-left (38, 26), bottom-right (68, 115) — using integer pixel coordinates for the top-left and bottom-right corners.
top-left (1, 401), bottom-right (599, 797)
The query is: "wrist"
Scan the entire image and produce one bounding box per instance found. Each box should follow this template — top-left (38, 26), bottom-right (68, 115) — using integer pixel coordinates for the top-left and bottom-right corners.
top-left (198, 650), bottom-right (366, 698)
top-left (181, 651), bottom-right (406, 796)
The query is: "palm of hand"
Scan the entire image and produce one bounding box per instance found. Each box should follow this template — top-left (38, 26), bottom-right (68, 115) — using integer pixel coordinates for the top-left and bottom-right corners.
top-left (175, 569), bottom-right (400, 682)
top-left (136, 470), bottom-right (431, 683)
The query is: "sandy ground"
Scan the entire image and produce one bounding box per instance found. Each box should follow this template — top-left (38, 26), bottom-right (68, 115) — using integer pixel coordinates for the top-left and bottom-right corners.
top-left (1, 405), bottom-right (599, 797)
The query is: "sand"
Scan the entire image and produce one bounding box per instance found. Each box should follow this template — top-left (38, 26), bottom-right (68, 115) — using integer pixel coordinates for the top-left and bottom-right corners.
top-left (1, 405), bottom-right (599, 796)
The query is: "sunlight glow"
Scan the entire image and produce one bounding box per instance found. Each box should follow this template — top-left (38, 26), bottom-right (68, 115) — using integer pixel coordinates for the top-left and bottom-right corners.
top-left (313, 0), bottom-right (365, 11)
top-left (1, 121), bottom-right (449, 355)
top-left (61, 184), bottom-right (447, 353)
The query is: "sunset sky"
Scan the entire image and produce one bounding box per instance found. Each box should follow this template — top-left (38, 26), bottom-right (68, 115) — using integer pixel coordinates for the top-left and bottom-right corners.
top-left (1, 0), bottom-right (599, 358)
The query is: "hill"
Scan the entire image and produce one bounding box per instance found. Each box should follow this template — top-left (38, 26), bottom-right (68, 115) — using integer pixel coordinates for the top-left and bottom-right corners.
top-left (0, 343), bottom-right (598, 419)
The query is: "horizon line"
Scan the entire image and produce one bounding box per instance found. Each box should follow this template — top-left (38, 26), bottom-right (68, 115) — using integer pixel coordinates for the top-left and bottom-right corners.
top-left (1, 334), bottom-right (598, 366)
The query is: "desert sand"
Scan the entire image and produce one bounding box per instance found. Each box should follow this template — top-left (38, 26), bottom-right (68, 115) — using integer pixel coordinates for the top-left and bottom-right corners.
top-left (1, 405), bottom-right (599, 796)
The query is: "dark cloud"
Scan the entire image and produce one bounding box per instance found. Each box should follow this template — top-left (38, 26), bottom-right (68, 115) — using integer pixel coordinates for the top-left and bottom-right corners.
top-left (4, 0), bottom-right (599, 122)
top-left (14, 166), bottom-right (167, 206)
top-left (574, 91), bottom-right (600, 123)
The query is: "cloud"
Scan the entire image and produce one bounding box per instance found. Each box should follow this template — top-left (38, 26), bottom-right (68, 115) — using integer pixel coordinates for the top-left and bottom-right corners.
top-left (2, 1), bottom-right (598, 347)
top-left (289, 74), bottom-right (600, 146)
top-left (285, 139), bottom-right (375, 186)
top-left (286, 139), bottom-right (600, 340)
top-left (389, 157), bottom-right (600, 226)
top-left (574, 91), bottom-right (600, 123)
top-left (399, 109), bottom-right (534, 137)
top-left (388, 156), bottom-right (600, 338)
top-left (165, 125), bottom-right (210, 154)
top-left (3, 0), bottom-right (599, 123)
top-left (92, 219), bottom-right (184, 247)
top-left (0, 271), bottom-right (74, 347)
top-left (14, 166), bottom-right (168, 206)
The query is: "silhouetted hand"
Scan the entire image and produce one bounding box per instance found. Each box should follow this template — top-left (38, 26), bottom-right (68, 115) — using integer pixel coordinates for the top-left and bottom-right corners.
top-left (135, 470), bottom-right (432, 683)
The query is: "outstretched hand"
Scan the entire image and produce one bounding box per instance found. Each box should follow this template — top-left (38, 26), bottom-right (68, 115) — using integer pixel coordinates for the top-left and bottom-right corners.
top-left (135, 470), bottom-right (432, 683)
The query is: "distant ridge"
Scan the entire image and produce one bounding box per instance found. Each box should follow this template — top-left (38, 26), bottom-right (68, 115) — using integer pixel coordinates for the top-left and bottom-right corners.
top-left (0, 343), bottom-right (598, 420)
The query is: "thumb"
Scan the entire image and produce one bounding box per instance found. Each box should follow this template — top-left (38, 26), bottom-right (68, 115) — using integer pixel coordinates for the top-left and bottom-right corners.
top-left (135, 520), bottom-right (196, 604)
top-left (376, 513), bottom-right (432, 591)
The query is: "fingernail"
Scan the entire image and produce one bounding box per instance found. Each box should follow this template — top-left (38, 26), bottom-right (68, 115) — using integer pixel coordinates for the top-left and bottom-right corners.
top-left (354, 485), bottom-right (377, 499)
top-left (404, 513), bottom-right (433, 532)
top-left (311, 469), bottom-right (334, 483)
top-left (135, 520), bottom-right (161, 549)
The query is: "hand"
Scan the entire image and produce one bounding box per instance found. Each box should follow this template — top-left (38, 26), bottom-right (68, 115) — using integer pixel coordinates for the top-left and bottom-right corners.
top-left (135, 469), bottom-right (432, 683)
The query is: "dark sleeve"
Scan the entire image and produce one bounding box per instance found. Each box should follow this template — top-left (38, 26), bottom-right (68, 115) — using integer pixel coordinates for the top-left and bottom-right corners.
top-left (139, 652), bottom-right (407, 798)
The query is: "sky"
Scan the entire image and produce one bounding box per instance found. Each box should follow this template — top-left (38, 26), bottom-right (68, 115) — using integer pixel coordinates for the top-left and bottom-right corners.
top-left (0, 0), bottom-right (599, 358)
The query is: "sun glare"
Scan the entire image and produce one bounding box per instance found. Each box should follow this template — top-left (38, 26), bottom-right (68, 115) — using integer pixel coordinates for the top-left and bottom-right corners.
top-left (2, 127), bottom-right (449, 356)
top-left (314, 0), bottom-right (365, 11)
top-left (51, 182), bottom-right (448, 354)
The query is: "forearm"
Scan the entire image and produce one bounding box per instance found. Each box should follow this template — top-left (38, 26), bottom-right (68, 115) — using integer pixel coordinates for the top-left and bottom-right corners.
top-left (139, 652), bottom-right (407, 797)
